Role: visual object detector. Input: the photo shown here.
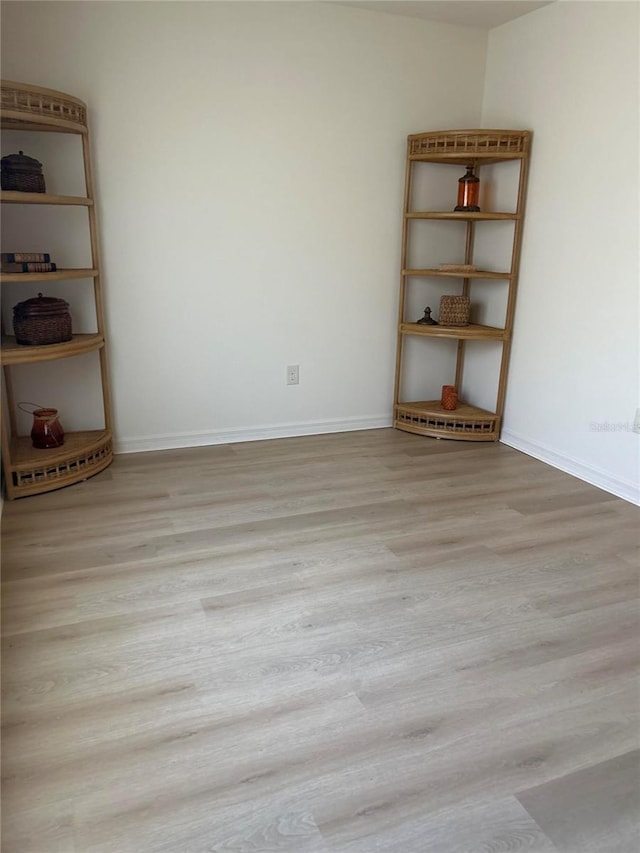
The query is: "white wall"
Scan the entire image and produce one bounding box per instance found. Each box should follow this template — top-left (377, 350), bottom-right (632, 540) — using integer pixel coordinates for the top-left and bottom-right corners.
top-left (482, 0), bottom-right (639, 503)
top-left (1, 1), bottom-right (487, 451)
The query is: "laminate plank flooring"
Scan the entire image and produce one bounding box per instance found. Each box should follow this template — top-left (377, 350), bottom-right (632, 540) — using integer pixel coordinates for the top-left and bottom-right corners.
top-left (1, 428), bottom-right (638, 852)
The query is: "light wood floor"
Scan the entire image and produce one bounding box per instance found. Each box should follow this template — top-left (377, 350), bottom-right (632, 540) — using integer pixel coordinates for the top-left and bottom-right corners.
top-left (1, 428), bottom-right (639, 852)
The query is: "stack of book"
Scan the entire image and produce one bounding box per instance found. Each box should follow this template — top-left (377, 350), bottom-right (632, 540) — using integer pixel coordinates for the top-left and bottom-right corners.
top-left (1, 252), bottom-right (57, 273)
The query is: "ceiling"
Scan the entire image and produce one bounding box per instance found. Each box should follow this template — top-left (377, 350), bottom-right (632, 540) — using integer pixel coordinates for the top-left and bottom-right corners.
top-left (332, 1), bottom-right (553, 30)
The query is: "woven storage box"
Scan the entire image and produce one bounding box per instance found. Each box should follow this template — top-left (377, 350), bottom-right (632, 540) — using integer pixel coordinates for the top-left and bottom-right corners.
top-left (439, 295), bottom-right (470, 327)
top-left (13, 293), bottom-right (72, 346)
top-left (1, 150), bottom-right (46, 193)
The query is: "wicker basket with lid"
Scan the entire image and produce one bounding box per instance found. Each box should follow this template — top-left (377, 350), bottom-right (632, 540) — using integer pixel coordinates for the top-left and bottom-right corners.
top-left (1, 150), bottom-right (46, 192)
top-left (13, 293), bottom-right (72, 345)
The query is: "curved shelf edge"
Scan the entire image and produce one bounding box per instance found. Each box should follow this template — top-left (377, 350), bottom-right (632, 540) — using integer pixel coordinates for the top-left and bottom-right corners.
top-left (6, 429), bottom-right (113, 499)
top-left (1, 191), bottom-right (93, 206)
top-left (403, 269), bottom-right (512, 280)
top-left (1, 79), bottom-right (87, 134)
top-left (400, 322), bottom-right (507, 341)
top-left (406, 211), bottom-right (518, 221)
top-left (1, 112), bottom-right (87, 134)
top-left (1, 333), bottom-right (104, 365)
top-left (0, 268), bottom-right (98, 283)
top-left (407, 129), bottom-right (531, 165)
top-left (409, 153), bottom-right (525, 165)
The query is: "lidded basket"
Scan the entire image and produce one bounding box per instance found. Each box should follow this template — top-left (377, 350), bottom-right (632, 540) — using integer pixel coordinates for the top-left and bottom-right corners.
top-left (1, 150), bottom-right (46, 192)
top-left (13, 293), bottom-right (72, 346)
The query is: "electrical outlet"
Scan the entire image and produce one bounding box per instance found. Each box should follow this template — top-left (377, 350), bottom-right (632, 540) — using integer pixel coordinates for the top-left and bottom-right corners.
top-left (287, 364), bottom-right (299, 385)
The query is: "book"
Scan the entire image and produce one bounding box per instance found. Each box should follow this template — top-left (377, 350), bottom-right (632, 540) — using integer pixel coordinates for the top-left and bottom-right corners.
top-left (1, 261), bottom-right (57, 273)
top-left (1, 252), bottom-right (51, 263)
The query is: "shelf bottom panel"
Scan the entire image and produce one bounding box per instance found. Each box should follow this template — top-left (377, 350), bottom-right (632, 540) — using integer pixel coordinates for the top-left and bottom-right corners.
top-left (394, 401), bottom-right (499, 441)
top-left (6, 429), bottom-right (113, 498)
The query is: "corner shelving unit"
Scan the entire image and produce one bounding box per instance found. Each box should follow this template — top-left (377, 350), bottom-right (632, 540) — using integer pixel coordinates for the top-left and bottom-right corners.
top-left (394, 129), bottom-right (532, 441)
top-left (1, 80), bottom-right (113, 498)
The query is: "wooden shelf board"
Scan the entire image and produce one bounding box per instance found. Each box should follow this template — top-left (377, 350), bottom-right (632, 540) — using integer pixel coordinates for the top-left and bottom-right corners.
top-left (1, 114), bottom-right (86, 134)
top-left (400, 322), bottom-right (506, 341)
top-left (0, 269), bottom-right (99, 284)
top-left (406, 211), bottom-right (518, 221)
top-left (397, 400), bottom-right (495, 420)
top-left (403, 268), bottom-right (512, 280)
top-left (1, 191), bottom-right (93, 206)
top-left (409, 153), bottom-right (524, 165)
top-left (1, 333), bottom-right (104, 365)
top-left (8, 429), bottom-right (109, 468)
top-left (0, 268), bottom-right (98, 283)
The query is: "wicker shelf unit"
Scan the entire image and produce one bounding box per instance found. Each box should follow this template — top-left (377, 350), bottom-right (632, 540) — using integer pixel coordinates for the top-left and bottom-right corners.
top-left (393, 128), bottom-right (531, 442)
top-left (1, 80), bottom-right (114, 498)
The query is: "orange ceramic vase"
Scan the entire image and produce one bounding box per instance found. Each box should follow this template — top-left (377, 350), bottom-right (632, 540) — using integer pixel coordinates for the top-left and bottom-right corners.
top-left (441, 385), bottom-right (458, 411)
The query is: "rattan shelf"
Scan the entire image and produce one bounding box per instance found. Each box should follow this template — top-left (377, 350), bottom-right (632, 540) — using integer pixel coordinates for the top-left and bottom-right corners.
top-left (393, 128), bottom-right (531, 443)
top-left (7, 430), bottom-right (112, 498)
top-left (400, 322), bottom-right (506, 341)
top-left (406, 211), bottom-right (518, 221)
top-left (403, 268), bottom-right (512, 280)
top-left (1, 80), bottom-right (114, 498)
top-left (407, 129), bottom-right (530, 165)
top-left (1, 191), bottom-right (93, 206)
top-left (0, 268), bottom-right (98, 283)
top-left (394, 400), bottom-right (499, 441)
top-left (1, 80), bottom-right (87, 134)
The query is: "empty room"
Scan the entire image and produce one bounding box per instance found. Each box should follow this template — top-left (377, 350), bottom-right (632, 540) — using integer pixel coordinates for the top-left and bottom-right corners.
top-left (1, 1), bottom-right (638, 851)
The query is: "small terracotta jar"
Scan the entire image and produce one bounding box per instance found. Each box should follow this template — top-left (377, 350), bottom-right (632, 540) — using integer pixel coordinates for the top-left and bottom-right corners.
top-left (30, 408), bottom-right (65, 449)
top-left (441, 385), bottom-right (458, 411)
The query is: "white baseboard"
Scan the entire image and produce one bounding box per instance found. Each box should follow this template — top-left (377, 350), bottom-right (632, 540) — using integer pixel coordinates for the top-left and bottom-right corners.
top-left (500, 429), bottom-right (640, 506)
top-left (115, 414), bottom-right (393, 455)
